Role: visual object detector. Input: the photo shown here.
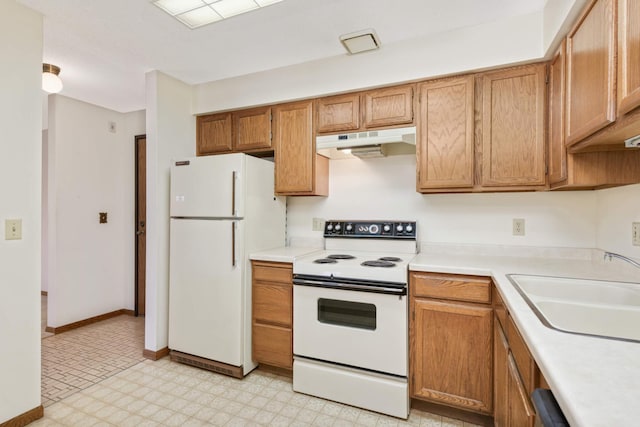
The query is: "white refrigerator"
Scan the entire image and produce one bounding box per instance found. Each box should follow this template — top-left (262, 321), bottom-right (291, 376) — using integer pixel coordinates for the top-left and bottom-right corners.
top-left (168, 153), bottom-right (286, 377)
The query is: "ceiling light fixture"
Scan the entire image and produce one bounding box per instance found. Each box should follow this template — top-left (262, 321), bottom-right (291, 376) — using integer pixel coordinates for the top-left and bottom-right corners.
top-left (339, 29), bottom-right (381, 55)
top-left (151, 0), bottom-right (284, 29)
top-left (42, 63), bottom-right (63, 93)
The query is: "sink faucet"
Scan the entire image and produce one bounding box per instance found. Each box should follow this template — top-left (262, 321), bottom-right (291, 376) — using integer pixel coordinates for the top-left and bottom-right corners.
top-left (604, 251), bottom-right (640, 270)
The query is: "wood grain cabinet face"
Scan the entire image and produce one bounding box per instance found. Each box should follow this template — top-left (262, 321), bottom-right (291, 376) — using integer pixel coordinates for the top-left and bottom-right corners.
top-left (273, 100), bottom-right (328, 196)
top-left (196, 113), bottom-right (233, 155)
top-left (364, 85), bottom-right (414, 128)
top-left (316, 94), bottom-right (360, 133)
top-left (493, 318), bottom-right (509, 427)
top-left (548, 41), bottom-right (568, 185)
top-left (251, 261), bottom-right (293, 369)
top-left (618, 0), bottom-right (640, 115)
top-left (233, 107), bottom-right (272, 152)
top-left (481, 64), bottom-right (547, 187)
top-left (417, 76), bottom-right (475, 191)
top-left (507, 354), bottom-right (536, 427)
top-left (565, 0), bottom-right (617, 146)
top-left (410, 272), bottom-right (493, 415)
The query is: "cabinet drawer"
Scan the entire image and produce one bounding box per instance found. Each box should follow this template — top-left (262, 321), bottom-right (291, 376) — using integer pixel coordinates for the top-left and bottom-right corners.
top-left (252, 323), bottom-right (292, 369)
top-left (411, 272), bottom-right (491, 303)
top-left (252, 262), bottom-right (292, 284)
top-left (507, 315), bottom-right (538, 396)
top-left (253, 282), bottom-right (292, 327)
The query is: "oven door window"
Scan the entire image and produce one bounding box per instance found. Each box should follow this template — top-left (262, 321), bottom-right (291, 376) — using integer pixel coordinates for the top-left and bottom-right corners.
top-left (317, 298), bottom-right (376, 330)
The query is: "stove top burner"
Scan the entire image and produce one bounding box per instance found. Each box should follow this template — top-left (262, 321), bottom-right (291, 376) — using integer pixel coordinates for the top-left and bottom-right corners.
top-left (313, 258), bottom-right (338, 264)
top-left (379, 256), bottom-right (402, 262)
top-left (327, 254), bottom-right (356, 260)
top-left (361, 260), bottom-right (396, 268)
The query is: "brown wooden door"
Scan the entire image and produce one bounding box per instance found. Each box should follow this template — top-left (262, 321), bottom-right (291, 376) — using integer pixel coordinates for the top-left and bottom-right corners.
top-left (233, 106), bottom-right (272, 151)
top-left (618, 0), bottom-right (640, 115)
top-left (363, 85), bottom-right (414, 128)
top-left (494, 317), bottom-right (509, 427)
top-left (316, 93), bottom-right (361, 133)
top-left (548, 41), bottom-right (568, 185)
top-left (135, 135), bottom-right (146, 316)
top-left (196, 112), bottom-right (233, 155)
top-left (411, 298), bottom-right (493, 414)
top-left (481, 64), bottom-right (546, 187)
top-left (417, 76), bottom-right (475, 191)
top-left (565, 0), bottom-right (617, 145)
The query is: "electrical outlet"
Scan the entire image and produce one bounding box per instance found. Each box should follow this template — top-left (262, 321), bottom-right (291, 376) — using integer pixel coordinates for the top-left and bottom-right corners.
top-left (5, 219), bottom-right (22, 240)
top-left (312, 217), bottom-right (325, 231)
top-left (633, 222), bottom-right (640, 246)
top-left (513, 218), bottom-right (525, 236)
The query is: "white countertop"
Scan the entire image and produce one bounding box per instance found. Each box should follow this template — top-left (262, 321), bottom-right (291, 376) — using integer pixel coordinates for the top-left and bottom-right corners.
top-left (249, 246), bottom-right (322, 264)
top-left (410, 246), bottom-right (640, 427)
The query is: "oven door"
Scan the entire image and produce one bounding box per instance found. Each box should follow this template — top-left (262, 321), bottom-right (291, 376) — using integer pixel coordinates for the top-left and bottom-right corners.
top-left (293, 283), bottom-right (407, 377)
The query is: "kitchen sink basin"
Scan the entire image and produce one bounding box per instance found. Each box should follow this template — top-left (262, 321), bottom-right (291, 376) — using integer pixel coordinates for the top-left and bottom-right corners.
top-left (507, 274), bottom-right (640, 342)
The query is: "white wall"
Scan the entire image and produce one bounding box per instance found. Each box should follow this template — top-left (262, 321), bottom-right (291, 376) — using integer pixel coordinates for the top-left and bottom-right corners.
top-left (287, 156), bottom-right (598, 248)
top-left (46, 95), bottom-right (145, 327)
top-left (193, 11), bottom-right (543, 114)
top-left (0, 0), bottom-right (42, 422)
top-left (595, 183), bottom-right (640, 260)
top-left (145, 71), bottom-right (195, 353)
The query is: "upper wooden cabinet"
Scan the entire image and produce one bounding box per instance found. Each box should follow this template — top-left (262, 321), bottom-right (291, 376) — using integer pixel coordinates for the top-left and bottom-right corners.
top-left (618, 0), bottom-right (640, 115)
top-left (316, 85), bottom-right (415, 134)
top-left (273, 100), bottom-right (329, 196)
top-left (416, 76), bottom-right (475, 191)
top-left (316, 93), bottom-right (360, 133)
top-left (196, 113), bottom-right (233, 155)
top-left (364, 85), bottom-right (414, 128)
top-left (548, 41), bottom-right (568, 185)
top-left (565, 0), bottom-right (617, 147)
top-left (232, 106), bottom-right (272, 152)
top-left (481, 64), bottom-right (546, 188)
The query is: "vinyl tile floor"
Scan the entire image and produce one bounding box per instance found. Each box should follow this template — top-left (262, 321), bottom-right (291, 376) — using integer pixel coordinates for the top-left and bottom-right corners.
top-left (37, 312), bottom-right (482, 427)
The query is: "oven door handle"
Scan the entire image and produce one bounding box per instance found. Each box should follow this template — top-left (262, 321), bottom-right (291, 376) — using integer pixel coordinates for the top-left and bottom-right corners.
top-left (293, 278), bottom-right (407, 296)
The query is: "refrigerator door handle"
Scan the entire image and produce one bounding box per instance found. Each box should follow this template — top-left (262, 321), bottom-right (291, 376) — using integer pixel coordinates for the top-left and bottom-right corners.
top-left (231, 221), bottom-right (236, 267)
top-left (231, 171), bottom-right (237, 217)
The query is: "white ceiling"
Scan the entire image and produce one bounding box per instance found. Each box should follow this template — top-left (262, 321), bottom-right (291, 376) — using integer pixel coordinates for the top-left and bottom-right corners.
top-left (18, 0), bottom-right (546, 113)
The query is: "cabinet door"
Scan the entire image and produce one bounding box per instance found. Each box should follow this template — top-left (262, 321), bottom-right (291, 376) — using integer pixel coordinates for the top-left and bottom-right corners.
top-left (548, 41), bottom-right (568, 185)
top-left (411, 299), bottom-right (493, 414)
top-left (253, 323), bottom-right (292, 369)
top-left (363, 85), bottom-right (414, 128)
top-left (481, 64), bottom-right (546, 187)
top-left (618, 0), bottom-right (640, 115)
top-left (508, 354), bottom-right (536, 427)
top-left (233, 107), bottom-right (272, 151)
top-left (274, 101), bottom-right (328, 196)
top-left (417, 76), bottom-right (475, 191)
top-left (316, 93), bottom-right (360, 133)
top-left (494, 319), bottom-right (509, 427)
top-left (197, 113), bottom-right (233, 155)
top-left (566, 0), bottom-right (616, 145)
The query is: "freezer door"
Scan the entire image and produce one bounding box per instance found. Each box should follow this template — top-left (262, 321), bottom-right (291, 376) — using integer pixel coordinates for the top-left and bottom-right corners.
top-left (169, 218), bottom-right (244, 366)
top-left (170, 154), bottom-right (245, 218)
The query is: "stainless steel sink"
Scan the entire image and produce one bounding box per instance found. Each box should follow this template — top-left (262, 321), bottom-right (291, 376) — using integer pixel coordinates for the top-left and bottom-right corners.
top-left (508, 274), bottom-right (640, 342)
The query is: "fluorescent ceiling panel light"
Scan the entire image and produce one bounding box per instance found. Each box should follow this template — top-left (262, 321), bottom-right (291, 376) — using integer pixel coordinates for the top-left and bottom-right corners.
top-left (208, 0), bottom-right (258, 18)
top-left (151, 0), bottom-right (283, 28)
top-left (154, 0), bottom-right (205, 15)
top-left (340, 29), bottom-right (381, 54)
top-left (176, 6), bottom-right (223, 28)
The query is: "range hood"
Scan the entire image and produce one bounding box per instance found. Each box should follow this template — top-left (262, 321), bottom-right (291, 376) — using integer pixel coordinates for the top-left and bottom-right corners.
top-left (316, 126), bottom-right (416, 159)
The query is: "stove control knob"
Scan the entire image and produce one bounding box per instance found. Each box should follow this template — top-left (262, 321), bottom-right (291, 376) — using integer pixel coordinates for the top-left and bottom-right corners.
top-left (406, 224), bottom-right (414, 233)
top-left (396, 224), bottom-right (404, 233)
top-left (345, 224), bottom-right (353, 232)
top-left (369, 224), bottom-right (379, 234)
top-left (334, 223), bottom-right (341, 231)
top-left (326, 223), bottom-right (333, 231)
top-left (383, 224), bottom-right (391, 232)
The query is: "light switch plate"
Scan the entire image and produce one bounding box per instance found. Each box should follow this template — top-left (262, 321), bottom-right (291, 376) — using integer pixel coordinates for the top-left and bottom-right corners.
top-left (633, 222), bottom-right (640, 246)
top-left (5, 219), bottom-right (22, 240)
top-left (312, 218), bottom-right (325, 231)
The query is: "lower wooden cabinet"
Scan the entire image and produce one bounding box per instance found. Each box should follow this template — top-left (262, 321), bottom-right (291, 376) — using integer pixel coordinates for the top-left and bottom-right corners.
top-left (251, 261), bottom-right (293, 369)
top-left (410, 272), bottom-right (493, 414)
top-left (508, 354), bottom-right (536, 427)
top-left (494, 318), bottom-right (509, 427)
